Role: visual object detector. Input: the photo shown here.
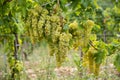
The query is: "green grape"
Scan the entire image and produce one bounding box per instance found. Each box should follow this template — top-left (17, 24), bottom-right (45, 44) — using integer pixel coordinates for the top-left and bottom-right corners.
top-left (56, 26), bottom-right (62, 32)
top-left (38, 20), bottom-right (45, 27)
top-left (32, 18), bottom-right (38, 25)
top-left (69, 20), bottom-right (78, 30)
top-left (59, 33), bottom-right (72, 42)
top-left (15, 60), bottom-right (23, 72)
top-left (72, 30), bottom-right (81, 38)
top-left (94, 63), bottom-right (100, 76)
top-left (86, 20), bottom-right (94, 27)
top-left (51, 31), bottom-right (60, 43)
top-left (44, 21), bottom-right (51, 37)
top-left (35, 5), bottom-right (43, 13)
top-left (41, 8), bottom-right (49, 15)
top-left (84, 20), bottom-right (95, 29)
top-left (45, 15), bottom-right (51, 21)
top-left (38, 20), bottom-right (44, 38)
top-left (50, 15), bottom-right (60, 22)
top-left (31, 9), bottom-right (39, 17)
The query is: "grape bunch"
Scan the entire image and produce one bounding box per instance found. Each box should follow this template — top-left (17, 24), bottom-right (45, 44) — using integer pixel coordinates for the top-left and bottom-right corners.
top-left (83, 41), bottom-right (107, 75)
top-left (68, 20), bottom-right (94, 50)
top-left (25, 4), bottom-right (72, 67)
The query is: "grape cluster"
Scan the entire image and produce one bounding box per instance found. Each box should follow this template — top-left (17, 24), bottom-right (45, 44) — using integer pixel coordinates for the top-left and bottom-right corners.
top-left (83, 20), bottom-right (95, 48)
top-left (25, 5), bottom-right (72, 67)
top-left (68, 20), bottom-right (94, 50)
top-left (68, 20), bottom-right (82, 50)
top-left (83, 46), bottom-right (98, 74)
top-left (56, 32), bottom-right (72, 67)
top-left (83, 41), bottom-right (107, 76)
top-left (68, 20), bottom-right (101, 75)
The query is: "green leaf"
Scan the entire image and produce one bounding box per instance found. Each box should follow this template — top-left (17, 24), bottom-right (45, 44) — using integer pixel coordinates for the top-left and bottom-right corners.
top-left (72, 53), bottom-right (81, 67)
top-left (114, 53), bottom-right (120, 72)
top-left (63, 24), bottom-right (69, 31)
top-left (59, 0), bottom-right (68, 12)
top-left (70, 0), bottom-right (80, 9)
top-left (94, 49), bottom-right (107, 64)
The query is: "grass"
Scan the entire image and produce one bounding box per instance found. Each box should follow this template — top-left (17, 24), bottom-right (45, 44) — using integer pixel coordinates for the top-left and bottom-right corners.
top-left (0, 46), bottom-right (8, 80)
top-left (0, 44), bottom-right (120, 80)
top-left (22, 45), bottom-right (120, 80)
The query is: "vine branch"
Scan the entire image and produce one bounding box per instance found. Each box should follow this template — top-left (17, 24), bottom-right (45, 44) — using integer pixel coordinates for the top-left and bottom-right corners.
top-left (89, 40), bottom-right (98, 50)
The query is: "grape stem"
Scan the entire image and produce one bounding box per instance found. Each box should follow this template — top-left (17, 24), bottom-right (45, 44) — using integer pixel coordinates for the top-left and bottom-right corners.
top-left (89, 40), bottom-right (98, 50)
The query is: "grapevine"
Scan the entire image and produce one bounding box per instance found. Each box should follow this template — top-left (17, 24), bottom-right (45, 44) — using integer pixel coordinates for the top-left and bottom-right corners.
top-left (24, 3), bottom-right (96, 67)
top-left (0, 0), bottom-right (120, 79)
